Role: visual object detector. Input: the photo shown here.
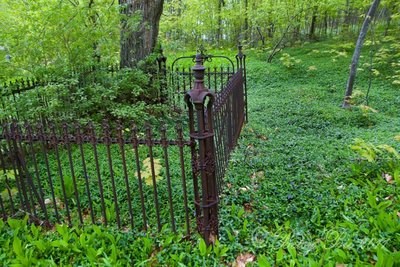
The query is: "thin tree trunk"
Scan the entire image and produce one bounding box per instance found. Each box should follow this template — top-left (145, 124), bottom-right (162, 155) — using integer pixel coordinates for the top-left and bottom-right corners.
top-left (244, 0), bottom-right (249, 40)
top-left (119, 0), bottom-right (164, 68)
top-left (88, 0), bottom-right (101, 63)
top-left (384, 8), bottom-right (391, 36)
top-left (342, 0), bottom-right (381, 108)
top-left (309, 6), bottom-right (318, 40)
top-left (343, 0), bottom-right (351, 34)
top-left (256, 27), bottom-right (265, 46)
top-left (323, 11), bottom-right (328, 36)
top-left (217, 0), bottom-right (224, 45)
top-left (267, 24), bottom-right (290, 63)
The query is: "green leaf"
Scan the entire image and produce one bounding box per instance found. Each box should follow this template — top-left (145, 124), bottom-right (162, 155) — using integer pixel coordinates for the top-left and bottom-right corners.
top-left (257, 255), bottom-right (271, 267)
top-left (287, 244), bottom-right (297, 259)
top-left (198, 238), bottom-right (208, 257)
top-left (13, 237), bottom-right (23, 258)
top-left (276, 248), bottom-right (284, 263)
top-left (367, 192), bottom-right (377, 209)
top-left (33, 240), bottom-right (47, 253)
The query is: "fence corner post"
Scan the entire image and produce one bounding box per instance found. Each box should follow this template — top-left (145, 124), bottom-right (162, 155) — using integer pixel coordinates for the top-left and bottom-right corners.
top-left (236, 43), bottom-right (248, 122)
top-left (185, 54), bottom-right (218, 245)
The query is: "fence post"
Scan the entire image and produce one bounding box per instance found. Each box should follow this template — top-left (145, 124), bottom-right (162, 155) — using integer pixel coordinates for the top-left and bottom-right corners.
top-left (185, 54), bottom-right (219, 245)
top-left (156, 46), bottom-right (168, 103)
top-left (236, 44), bottom-right (247, 122)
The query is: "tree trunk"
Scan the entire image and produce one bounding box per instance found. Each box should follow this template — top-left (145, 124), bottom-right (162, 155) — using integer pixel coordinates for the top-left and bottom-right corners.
top-left (342, 0), bottom-right (381, 108)
top-left (309, 6), bottom-right (318, 40)
top-left (384, 8), bottom-right (391, 36)
top-left (119, 0), bottom-right (164, 68)
top-left (256, 26), bottom-right (265, 46)
top-left (88, 0), bottom-right (101, 63)
top-left (343, 0), bottom-right (351, 34)
top-left (323, 11), bottom-right (328, 36)
top-left (244, 0), bottom-right (249, 41)
top-left (217, 0), bottom-right (224, 45)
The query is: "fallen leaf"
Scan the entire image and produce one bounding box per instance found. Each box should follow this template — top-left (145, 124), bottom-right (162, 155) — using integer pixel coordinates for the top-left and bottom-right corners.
top-left (251, 171), bottom-right (264, 180)
top-left (394, 135), bottom-right (400, 141)
top-left (308, 65), bottom-right (317, 71)
top-left (257, 134), bottom-right (268, 140)
top-left (138, 157), bottom-right (163, 186)
top-left (397, 212), bottom-right (400, 219)
top-left (244, 203), bottom-right (252, 213)
top-left (144, 175), bottom-right (163, 186)
top-left (336, 264), bottom-right (346, 267)
top-left (383, 173), bottom-right (394, 184)
top-left (240, 186), bottom-right (251, 192)
top-left (234, 253), bottom-right (255, 267)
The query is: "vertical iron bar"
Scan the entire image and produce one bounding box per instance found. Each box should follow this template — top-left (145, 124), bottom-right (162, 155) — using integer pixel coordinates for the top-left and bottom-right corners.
top-left (236, 44), bottom-right (247, 122)
top-left (75, 124), bottom-right (95, 224)
top-left (12, 123), bottom-right (33, 213)
top-left (37, 123), bottom-right (60, 223)
top-left (207, 67), bottom-right (211, 90)
top-left (0, 141), bottom-right (15, 214)
top-left (0, 193), bottom-right (5, 219)
top-left (160, 126), bottom-right (176, 232)
top-left (3, 124), bottom-right (25, 210)
top-left (117, 123), bottom-right (134, 229)
top-left (131, 124), bottom-right (147, 230)
top-left (50, 124), bottom-right (71, 225)
top-left (176, 68), bottom-right (181, 106)
top-left (213, 67), bottom-right (217, 93)
top-left (88, 123), bottom-right (107, 226)
top-left (188, 67), bottom-right (193, 92)
top-left (220, 66), bottom-right (224, 93)
top-left (102, 122), bottom-right (121, 228)
top-left (145, 125), bottom-right (161, 231)
top-left (176, 125), bottom-right (191, 237)
top-left (26, 123), bottom-right (48, 220)
top-left (63, 124), bottom-right (83, 224)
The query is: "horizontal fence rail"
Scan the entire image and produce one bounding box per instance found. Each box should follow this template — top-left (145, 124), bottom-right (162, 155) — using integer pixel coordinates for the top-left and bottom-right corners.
top-left (0, 122), bottom-right (194, 236)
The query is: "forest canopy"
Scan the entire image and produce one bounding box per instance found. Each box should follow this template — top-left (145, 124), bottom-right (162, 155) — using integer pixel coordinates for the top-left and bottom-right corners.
top-left (0, 0), bottom-right (399, 80)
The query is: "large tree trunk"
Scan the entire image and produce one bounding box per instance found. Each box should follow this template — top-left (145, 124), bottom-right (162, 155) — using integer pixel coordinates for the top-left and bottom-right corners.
top-left (119, 0), bottom-right (164, 68)
top-left (342, 0), bottom-right (381, 108)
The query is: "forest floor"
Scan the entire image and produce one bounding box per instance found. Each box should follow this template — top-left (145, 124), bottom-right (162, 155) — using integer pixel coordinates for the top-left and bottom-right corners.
top-left (1, 40), bottom-right (399, 266)
top-left (217, 40), bottom-right (400, 266)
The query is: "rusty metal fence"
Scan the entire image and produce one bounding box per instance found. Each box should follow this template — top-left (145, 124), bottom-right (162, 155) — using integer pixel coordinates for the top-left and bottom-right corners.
top-left (0, 47), bottom-right (247, 244)
top-left (0, 121), bottom-right (194, 235)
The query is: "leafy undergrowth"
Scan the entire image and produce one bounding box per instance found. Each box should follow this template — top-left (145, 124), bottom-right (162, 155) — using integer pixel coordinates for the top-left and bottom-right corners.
top-left (1, 40), bottom-right (400, 266)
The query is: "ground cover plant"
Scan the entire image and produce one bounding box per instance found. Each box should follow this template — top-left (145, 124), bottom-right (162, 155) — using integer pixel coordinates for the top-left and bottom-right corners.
top-left (1, 40), bottom-right (399, 266)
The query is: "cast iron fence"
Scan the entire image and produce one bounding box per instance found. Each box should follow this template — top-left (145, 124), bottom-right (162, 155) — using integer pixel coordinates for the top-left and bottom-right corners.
top-left (0, 121), bottom-right (194, 236)
top-left (0, 46), bottom-right (247, 124)
top-left (0, 47), bottom-right (247, 244)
